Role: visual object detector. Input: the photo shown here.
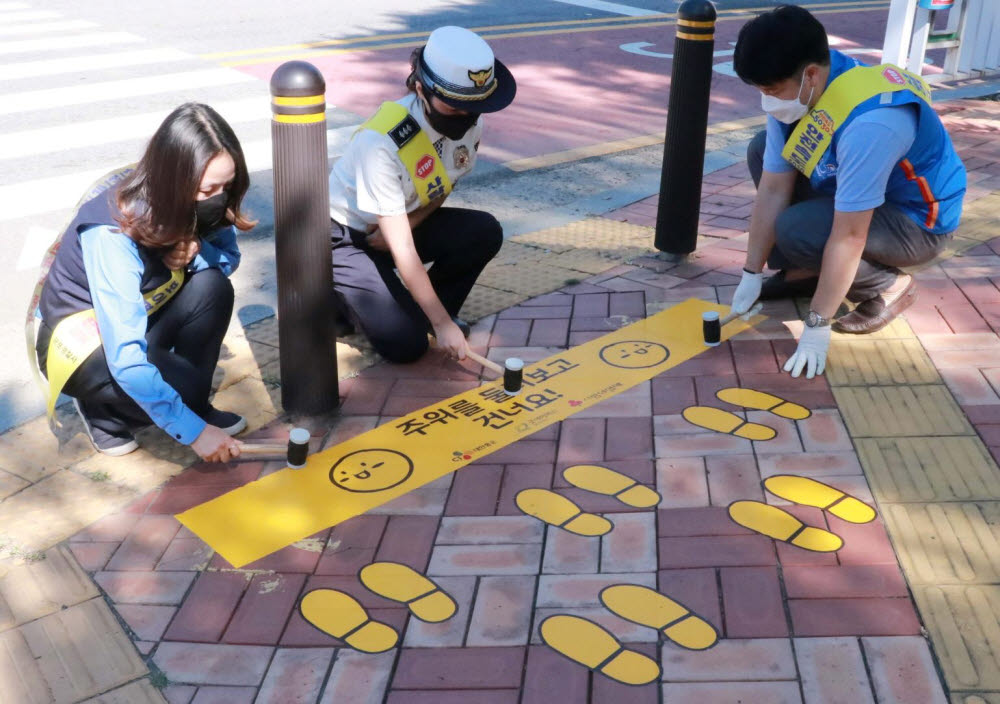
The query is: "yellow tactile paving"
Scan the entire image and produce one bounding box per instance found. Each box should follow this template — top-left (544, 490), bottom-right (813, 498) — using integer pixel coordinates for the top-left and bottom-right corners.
top-left (882, 503), bottom-right (1000, 585)
top-left (547, 248), bottom-right (650, 275)
top-left (825, 339), bottom-right (940, 386)
top-left (514, 218), bottom-right (654, 254)
top-left (491, 240), bottom-right (550, 265)
top-left (460, 284), bottom-right (530, 321)
top-left (855, 437), bottom-right (1000, 502)
top-left (913, 585), bottom-right (1000, 691)
top-left (833, 386), bottom-right (973, 438)
top-left (0, 598), bottom-right (148, 704)
top-left (0, 470), bottom-right (136, 555)
top-left (478, 260), bottom-right (588, 297)
top-left (0, 545), bottom-right (98, 630)
top-left (81, 680), bottom-right (167, 704)
top-left (830, 314), bottom-right (917, 341)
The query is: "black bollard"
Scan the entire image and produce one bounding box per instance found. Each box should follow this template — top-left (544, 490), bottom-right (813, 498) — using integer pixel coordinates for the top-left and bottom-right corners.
top-left (654, 0), bottom-right (718, 258)
top-left (271, 61), bottom-right (339, 415)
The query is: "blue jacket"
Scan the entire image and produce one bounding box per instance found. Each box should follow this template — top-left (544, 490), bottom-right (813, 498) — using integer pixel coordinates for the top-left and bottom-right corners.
top-left (780, 50), bottom-right (966, 234)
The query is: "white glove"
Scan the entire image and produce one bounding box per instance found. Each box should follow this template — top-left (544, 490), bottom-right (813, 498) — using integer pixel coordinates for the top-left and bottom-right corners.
top-left (784, 324), bottom-right (831, 379)
top-left (731, 270), bottom-right (763, 315)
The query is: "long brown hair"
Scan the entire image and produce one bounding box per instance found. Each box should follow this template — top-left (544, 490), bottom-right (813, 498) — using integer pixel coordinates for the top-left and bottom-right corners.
top-left (115, 102), bottom-right (255, 248)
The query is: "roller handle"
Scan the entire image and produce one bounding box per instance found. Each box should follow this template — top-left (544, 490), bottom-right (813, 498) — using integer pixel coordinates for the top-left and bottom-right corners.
top-left (464, 348), bottom-right (505, 376)
top-left (235, 443), bottom-right (287, 458)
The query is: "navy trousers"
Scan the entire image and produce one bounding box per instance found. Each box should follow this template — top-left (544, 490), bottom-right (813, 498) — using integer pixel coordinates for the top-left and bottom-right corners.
top-left (330, 206), bottom-right (503, 363)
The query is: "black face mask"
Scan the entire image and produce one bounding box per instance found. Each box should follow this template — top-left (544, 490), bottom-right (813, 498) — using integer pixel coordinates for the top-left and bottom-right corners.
top-left (194, 192), bottom-right (228, 235)
top-left (421, 95), bottom-right (478, 141)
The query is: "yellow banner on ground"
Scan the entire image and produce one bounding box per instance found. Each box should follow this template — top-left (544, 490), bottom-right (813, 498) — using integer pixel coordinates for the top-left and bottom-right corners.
top-left (177, 298), bottom-right (762, 567)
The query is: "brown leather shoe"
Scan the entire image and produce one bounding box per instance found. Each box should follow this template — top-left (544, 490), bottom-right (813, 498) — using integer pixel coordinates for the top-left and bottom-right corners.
top-left (832, 278), bottom-right (918, 334)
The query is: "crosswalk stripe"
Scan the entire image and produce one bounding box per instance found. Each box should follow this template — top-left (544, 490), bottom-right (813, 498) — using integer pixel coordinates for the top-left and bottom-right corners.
top-left (0, 47), bottom-right (192, 81)
top-left (0, 2), bottom-right (31, 10)
top-left (0, 68), bottom-right (256, 116)
top-left (0, 30), bottom-right (144, 56)
top-left (0, 124), bottom-right (360, 225)
top-left (0, 9), bottom-right (61, 22)
top-left (0, 97), bottom-right (270, 161)
top-left (0, 19), bottom-right (98, 36)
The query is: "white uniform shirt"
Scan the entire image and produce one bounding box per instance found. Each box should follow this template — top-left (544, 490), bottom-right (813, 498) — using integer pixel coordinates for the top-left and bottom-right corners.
top-left (329, 92), bottom-right (483, 231)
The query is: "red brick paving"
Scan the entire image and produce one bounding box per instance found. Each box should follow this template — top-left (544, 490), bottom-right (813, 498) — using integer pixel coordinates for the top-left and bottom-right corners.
top-left (63, 104), bottom-right (1000, 703)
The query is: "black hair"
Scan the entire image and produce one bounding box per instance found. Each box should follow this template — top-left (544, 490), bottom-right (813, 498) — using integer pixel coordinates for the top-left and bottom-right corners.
top-left (733, 5), bottom-right (830, 87)
top-left (405, 47), bottom-right (423, 92)
top-left (116, 102), bottom-right (255, 248)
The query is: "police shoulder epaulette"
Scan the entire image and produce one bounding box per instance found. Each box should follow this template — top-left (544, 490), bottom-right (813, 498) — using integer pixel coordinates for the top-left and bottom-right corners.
top-left (387, 115), bottom-right (420, 149)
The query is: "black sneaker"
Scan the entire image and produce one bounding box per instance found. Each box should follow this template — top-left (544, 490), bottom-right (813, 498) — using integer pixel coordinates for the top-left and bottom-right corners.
top-left (203, 406), bottom-right (247, 436)
top-left (452, 316), bottom-right (471, 339)
top-left (73, 399), bottom-right (139, 457)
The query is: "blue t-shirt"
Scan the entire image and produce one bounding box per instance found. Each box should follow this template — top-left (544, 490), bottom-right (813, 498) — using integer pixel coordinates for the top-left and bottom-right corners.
top-left (79, 225), bottom-right (240, 444)
top-left (763, 104), bottom-right (919, 212)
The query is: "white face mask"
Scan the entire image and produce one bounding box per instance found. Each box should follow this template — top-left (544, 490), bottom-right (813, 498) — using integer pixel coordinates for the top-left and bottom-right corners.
top-left (761, 71), bottom-right (815, 124)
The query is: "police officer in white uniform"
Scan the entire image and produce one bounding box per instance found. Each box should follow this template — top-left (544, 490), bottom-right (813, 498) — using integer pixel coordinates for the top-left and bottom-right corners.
top-left (328, 26), bottom-right (516, 364)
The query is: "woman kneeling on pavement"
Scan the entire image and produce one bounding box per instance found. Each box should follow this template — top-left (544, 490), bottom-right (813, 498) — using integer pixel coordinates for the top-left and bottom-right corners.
top-left (328, 26), bottom-right (516, 363)
top-left (35, 103), bottom-right (252, 461)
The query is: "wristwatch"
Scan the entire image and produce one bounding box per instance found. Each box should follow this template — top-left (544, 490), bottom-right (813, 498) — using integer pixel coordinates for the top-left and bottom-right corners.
top-left (805, 311), bottom-right (831, 328)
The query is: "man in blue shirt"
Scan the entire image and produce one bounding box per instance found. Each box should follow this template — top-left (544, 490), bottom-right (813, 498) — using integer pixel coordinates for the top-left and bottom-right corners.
top-left (728, 5), bottom-right (966, 379)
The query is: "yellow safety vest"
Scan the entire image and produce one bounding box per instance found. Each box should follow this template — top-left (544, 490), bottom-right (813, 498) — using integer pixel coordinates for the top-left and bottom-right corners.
top-left (360, 101), bottom-right (453, 207)
top-left (782, 64), bottom-right (932, 177)
top-left (40, 269), bottom-right (184, 419)
top-left (25, 164), bottom-right (186, 421)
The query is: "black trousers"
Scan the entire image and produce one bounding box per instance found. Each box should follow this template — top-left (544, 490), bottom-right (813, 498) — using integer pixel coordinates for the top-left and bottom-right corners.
top-left (331, 207), bottom-right (503, 363)
top-left (37, 268), bottom-right (234, 436)
top-left (747, 130), bottom-right (950, 302)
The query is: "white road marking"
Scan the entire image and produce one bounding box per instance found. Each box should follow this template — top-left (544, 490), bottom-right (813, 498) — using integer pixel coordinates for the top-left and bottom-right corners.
top-left (16, 226), bottom-right (56, 271)
top-left (0, 19), bottom-right (98, 36)
top-left (0, 68), bottom-right (256, 116)
top-left (0, 124), bottom-right (360, 224)
top-left (0, 31), bottom-right (144, 56)
top-left (551, 0), bottom-right (660, 17)
top-left (620, 41), bottom-right (735, 58)
top-left (0, 47), bottom-right (192, 81)
top-left (0, 97), bottom-right (270, 161)
top-left (0, 9), bottom-right (61, 22)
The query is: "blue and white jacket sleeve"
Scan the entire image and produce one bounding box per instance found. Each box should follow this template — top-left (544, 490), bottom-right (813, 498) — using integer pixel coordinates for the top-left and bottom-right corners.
top-left (189, 224), bottom-right (241, 276)
top-left (80, 226), bottom-right (206, 444)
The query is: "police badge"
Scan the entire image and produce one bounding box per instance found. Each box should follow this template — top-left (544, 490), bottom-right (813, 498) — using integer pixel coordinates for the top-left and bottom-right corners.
top-left (454, 145), bottom-right (470, 169)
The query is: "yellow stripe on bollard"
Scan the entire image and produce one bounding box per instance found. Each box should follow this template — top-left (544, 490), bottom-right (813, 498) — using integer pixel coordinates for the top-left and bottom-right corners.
top-left (676, 31), bottom-right (715, 40)
top-left (273, 94), bottom-right (325, 106)
top-left (273, 112), bottom-right (326, 123)
top-left (677, 19), bottom-right (716, 27)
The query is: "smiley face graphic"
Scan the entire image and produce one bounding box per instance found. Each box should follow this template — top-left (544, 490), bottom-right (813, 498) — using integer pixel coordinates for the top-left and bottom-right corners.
top-left (329, 448), bottom-right (414, 493)
top-left (598, 340), bottom-right (670, 369)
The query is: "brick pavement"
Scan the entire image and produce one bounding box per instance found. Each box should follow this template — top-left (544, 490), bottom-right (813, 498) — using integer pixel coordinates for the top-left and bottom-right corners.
top-left (3, 99), bottom-right (1000, 703)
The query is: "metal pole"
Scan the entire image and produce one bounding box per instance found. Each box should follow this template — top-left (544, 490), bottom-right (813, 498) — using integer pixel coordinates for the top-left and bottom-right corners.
top-left (654, 0), bottom-right (717, 258)
top-left (270, 61), bottom-right (339, 415)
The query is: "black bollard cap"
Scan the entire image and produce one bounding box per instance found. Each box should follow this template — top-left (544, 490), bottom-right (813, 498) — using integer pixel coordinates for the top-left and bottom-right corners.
top-left (271, 61), bottom-right (326, 121)
top-left (270, 61), bottom-right (326, 97)
top-left (678, 0), bottom-right (717, 23)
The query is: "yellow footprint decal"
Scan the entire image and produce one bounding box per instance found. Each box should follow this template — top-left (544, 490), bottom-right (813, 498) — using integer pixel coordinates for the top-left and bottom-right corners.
top-left (763, 475), bottom-right (876, 524)
top-left (562, 465), bottom-right (661, 508)
top-left (359, 561), bottom-right (457, 623)
top-left (728, 500), bottom-right (843, 552)
top-left (539, 614), bottom-right (661, 686)
top-left (682, 406), bottom-right (776, 441)
top-left (299, 589), bottom-right (398, 653)
top-left (599, 584), bottom-right (718, 651)
top-left (716, 388), bottom-right (811, 420)
top-left (515, 488), bottom-right (613, 536)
